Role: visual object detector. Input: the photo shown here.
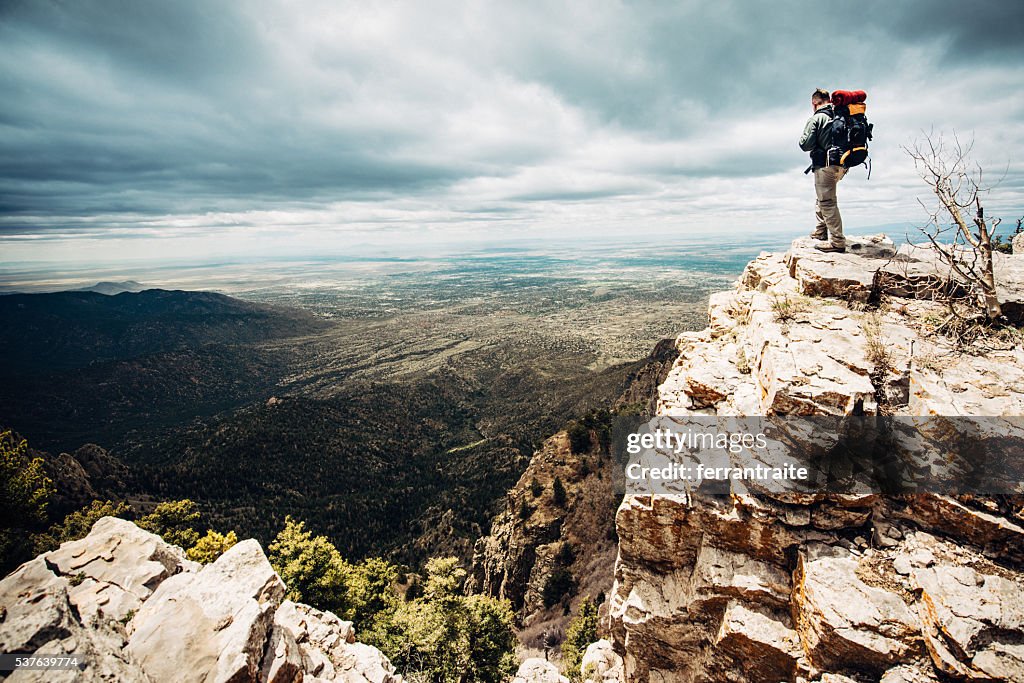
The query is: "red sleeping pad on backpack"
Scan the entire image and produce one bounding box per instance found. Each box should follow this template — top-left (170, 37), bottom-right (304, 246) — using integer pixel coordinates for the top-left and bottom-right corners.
top-left (831, 90), bottom-right (867, 107)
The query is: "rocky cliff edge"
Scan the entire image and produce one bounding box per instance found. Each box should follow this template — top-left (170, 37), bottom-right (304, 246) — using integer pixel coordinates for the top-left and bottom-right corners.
top-left (605, 236), bottom-right (1024, 682)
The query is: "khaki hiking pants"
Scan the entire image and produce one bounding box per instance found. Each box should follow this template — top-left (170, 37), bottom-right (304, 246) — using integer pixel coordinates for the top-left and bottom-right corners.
top-left (812, 166), bottom-right (848, 247)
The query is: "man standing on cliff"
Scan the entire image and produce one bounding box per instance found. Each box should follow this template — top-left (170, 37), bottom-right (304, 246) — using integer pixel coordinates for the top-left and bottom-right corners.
top-left (799, 88), bottom-right (847, 253)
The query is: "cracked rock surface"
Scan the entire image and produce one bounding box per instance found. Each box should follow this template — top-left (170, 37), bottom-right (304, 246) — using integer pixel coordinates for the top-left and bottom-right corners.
top-left (0, 517), bottom-right (401, 683)
top-left (607, 237), bottom-right (1024, 682)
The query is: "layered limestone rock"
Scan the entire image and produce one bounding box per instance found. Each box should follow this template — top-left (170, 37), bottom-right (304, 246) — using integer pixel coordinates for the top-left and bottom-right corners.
top-left (608, 237), bottom-right (1024, 682)
top-left (660, 236), bottom-right (1024, 418)
top-left (0, 517), bottom-right (401, 683)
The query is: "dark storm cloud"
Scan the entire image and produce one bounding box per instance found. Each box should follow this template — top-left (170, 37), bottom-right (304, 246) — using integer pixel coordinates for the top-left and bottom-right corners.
top-left (0, 0), bottom-right (486, 221)
top-left (0, 0), bottom-right (261, 84)
top-left (886, 0), bottom-right (1024, 65)
top-left (0, 0), bottom-right (1021, 238)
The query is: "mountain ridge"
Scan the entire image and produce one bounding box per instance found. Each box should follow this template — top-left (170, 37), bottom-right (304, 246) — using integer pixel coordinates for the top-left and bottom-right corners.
top-left (0, 287), bottom-right (329, 376)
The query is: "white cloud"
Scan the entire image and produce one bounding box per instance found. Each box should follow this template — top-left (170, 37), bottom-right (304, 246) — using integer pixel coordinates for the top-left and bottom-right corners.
top-left (1, 0), bottom-right (1022, 264)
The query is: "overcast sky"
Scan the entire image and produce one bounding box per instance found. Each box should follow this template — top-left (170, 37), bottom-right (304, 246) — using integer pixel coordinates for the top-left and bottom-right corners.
top-left (2, 0), bottom-right (1023, 264)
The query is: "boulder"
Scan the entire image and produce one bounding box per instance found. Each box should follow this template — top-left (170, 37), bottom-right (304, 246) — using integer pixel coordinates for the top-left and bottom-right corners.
top-left (260, 617), bottom-right (303, 683)
top-left (580, 639), bottom-right (624, 682)
top-left (0, 558), bottom-right (147, 681)
top-left (713, 601), bottom-right (802, 681)
top-left (880, 664), bottom-right (940, 682)
top-left (915, 563), bottom-right (1024, 680)
top-left (271, 600), bottom-right (399, 682)
top-left (995, 250), bottom-right (1024, 321)
top-left (512, 658), bottom-right (569, 683)
top-left (0, 559), bottom-right (79, 655)
top-left (740, 252), bottom-right (800, 295)
top-left (690, 542), bottom-right (790, 608)
top-left (332, 642), bottom-right (401, 683)
top-left (0, 517), bottom-right (402, 683)
top-left (126, 539), bottom-right (285, 682)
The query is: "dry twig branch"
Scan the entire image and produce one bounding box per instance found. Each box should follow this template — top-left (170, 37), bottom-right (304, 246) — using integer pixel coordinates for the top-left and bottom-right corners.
top-left (902, 131), bottom-right (1002, 320)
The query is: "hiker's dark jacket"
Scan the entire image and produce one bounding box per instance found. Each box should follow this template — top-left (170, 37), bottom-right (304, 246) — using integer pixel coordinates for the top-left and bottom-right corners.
top-left (799, 104), bottom-right (834, 168)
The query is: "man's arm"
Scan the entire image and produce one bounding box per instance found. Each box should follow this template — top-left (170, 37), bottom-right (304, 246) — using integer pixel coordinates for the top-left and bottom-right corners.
top-left (798, 115), bottom-right (820, 152)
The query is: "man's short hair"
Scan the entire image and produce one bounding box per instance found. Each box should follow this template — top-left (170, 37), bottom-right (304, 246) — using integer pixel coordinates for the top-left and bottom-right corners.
top-left (811, 88), bottom-right (830, 104)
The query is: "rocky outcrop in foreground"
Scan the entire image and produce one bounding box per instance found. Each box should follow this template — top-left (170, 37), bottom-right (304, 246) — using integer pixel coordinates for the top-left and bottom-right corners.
top-left (608, 237), bottom-right (1024, 681)
top-left (0, 517), bottom-right (400, 682)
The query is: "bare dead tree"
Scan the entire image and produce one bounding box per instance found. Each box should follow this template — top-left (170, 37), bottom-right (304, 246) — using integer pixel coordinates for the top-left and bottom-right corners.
top-left (903, 132), bottom-right (1003, 320)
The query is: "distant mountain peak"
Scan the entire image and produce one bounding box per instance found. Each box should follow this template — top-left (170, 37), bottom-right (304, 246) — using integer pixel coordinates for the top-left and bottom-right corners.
top-left (76, 280), bottom-right (146, 295)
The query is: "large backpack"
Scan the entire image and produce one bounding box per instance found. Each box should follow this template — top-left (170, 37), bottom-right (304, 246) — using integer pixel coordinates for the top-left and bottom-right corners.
top-left (827, 89), bottom-right (873, 173)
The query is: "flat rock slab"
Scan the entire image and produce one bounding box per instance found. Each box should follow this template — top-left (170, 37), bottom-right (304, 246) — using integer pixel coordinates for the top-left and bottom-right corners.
top-left (915, 563), bottom-right (1024, 680)
top-left (787, 236), bottom-right (898, 301)
top-left (788, 236), bottom-right (1024, 318)
top-left (794, 551), bottom-right (921, 672)
top-left (46, 516), bottom-right (195, 623)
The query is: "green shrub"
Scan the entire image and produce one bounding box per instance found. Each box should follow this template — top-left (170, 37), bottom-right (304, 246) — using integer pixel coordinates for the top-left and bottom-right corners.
top-left (562, 597), bottom-right (599, 680)
top-left (529, 477), bottom-right (543, 497)
top-left (567, 422), bottom-right (591, 454)
top-left (268, 517), bottom-right (399, 629)
top-left (268, 516), bottom-right (352, 618)
top-left (365, 557), bottom-right (516, 683)
top-left (552, 477), bottom-right (567, 508)
top-left (138, 499), bottom-right (201, 550)
top-left (0, 430), bottom-right (54, 573)
top-left (187, 529), bottom-right (238, 563)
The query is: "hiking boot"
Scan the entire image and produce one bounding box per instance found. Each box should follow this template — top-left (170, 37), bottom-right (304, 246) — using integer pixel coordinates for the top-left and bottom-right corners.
top-left (809, 231), bottom-right (828, 240)
top-left (814, 244), bottom-right (846, 253)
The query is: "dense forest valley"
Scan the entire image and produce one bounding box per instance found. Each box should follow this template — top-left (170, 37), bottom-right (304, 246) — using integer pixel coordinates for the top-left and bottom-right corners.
top-left (1, 252), bottom-right (731, 568)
